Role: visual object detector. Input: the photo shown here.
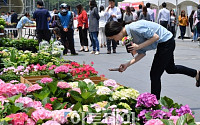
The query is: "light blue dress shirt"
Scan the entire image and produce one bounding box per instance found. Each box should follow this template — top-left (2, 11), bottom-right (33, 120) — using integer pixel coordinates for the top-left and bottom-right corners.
top-left (16, 16), bottom-right (34, 28)
top-left (157, 8), bottom-right (170, 25)
top-left (125, 20), bottom-right (173, 54)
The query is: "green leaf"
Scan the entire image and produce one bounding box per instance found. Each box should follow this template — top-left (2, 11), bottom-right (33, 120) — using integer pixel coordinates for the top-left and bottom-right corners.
top-left (81, 92), bottom-right (91, 100)
top-left (48, 81), bottom-right (57, 95)
top-left (7, 93), bottom-right (22, 104)
top-left (10, 49), bottom-right (16, 62)
top-left (26, 108), bottom-right (36, 117)
top-left (53, 102), bottom-right (67, 110)
top-left (70, 91), bottom-right (82, 102)
top-left (145, 112), bottom-right (152, 120)
top-left (78, 81), bottom-right (87, 93)
top-left (33, 89), bottom-right (50, 100)
top-left (159, 96), bottom-right (174, 108)
top-left (0, 121), bottom-right (9, 125)
top-left (10, 105), bottom-right (20, 113)
top-left (176, 114), bottom-right (187, 125)
top-left (42, 97), bottom-right (51, 106)
top-left (160, 119), bottom-right (174, 125)
top-left (15, 103), bottom-right (24, 110)
top-left (73, 102), bottom-right (82, 112)
top-left (57, 73), bottom-right (67, 79)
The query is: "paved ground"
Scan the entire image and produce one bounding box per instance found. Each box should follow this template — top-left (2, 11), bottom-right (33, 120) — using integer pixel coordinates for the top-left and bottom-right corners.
top-left (64, 31), bottom-right (200, 121)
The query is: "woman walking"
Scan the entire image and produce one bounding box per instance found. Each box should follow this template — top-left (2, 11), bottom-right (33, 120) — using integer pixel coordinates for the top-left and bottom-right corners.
top-left (138, 6), bottom-right (150, 21)
top-left (105, 20), bottom-right (200, 99)
top-left (99, 5), bottom-right (107, 48)
top-left (89, 0), bottom-right (100, 55)
top-left (76, 4), bottom-right (89, 52)
top-left (178, 10), bottom-right (188, 40)
top-left (169, 9), bottom-right (176, 37)
top-left (123, 6), bottom-right (133, 24)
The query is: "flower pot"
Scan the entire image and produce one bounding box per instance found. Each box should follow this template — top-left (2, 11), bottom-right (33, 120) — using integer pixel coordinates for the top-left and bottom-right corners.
top-left (20, 75), bottom-right (50, 86)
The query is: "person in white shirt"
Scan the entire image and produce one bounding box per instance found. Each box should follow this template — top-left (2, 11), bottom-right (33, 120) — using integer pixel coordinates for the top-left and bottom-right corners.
top-left (146, 3), bottom-right (155, 22)
top-left (123, 6), bottom-right (133, 24)
top-left (157, 2), bottom-right (170, 29)
top-left (99, 5), bottom-right (107, 48)
top-left (130, 7), bottom-right (138, 21)
top-left (0, 12), bottom-right (7, 21)
top-left (193, 4), bottom-right (200, 44)
top-left (6, 12), bottom-right (11, 24)
top-left (105, 0), bottom-right (121, 54)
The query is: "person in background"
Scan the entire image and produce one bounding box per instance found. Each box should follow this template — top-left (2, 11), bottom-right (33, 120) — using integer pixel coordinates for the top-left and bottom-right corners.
top-left (105, 20), bottom-right (200, 100)
top-left (118, 8), bottom-right (124, 24)
top-left (16, 13), bottom-right (34, 38)
top-left (146, 3), bottom-right (155, 22)
top-left (137, 4), bottom-right (143, 18)
top-left (89, 0), bottom-right (100, 55)
top-left (123, 6), bottom-right (133, 24)
top-left (99, 5), bottom-right (107, 48)
top-left (131, 7), bottom-right (138, 21)
top-left (53, 27), bottom-right (61, 41)
top-left (189, 10), bottom-right (195, 41)
top-left (11, 10), bottom-right (18, 38)
top-left (0, 12), bottom-right (7, 20)
top-left (138, 6), bottom-right (150, 21)
top-left (51, 8), bottom-right (58, 18)
top-left (6, 12), bottom-right (11, 24)
top-left (57, 3), bottom-right (78, 55)
top-left (193, 5), bottom-right (200, 43)
top-left (33, 1), bottom-right (51, 43)
top-left (157, 2), bottom-right (170, 29)
top-left (169, 9), bottom-right (176, 38)
top-left (76, 4), bottom-right (89, 52)
top-left (178, 10), bottom-right (188, 40)
top-left (105, 0), bottom-right (121, 54)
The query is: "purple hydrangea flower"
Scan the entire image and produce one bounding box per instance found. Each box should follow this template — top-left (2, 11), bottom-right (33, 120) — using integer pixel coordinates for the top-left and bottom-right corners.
top-left (176, 105), bottom-right (194, 117)
top-left (136, 93), bottom-right (159, 108)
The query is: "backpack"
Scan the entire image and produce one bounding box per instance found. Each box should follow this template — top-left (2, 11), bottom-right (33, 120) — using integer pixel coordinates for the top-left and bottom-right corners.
top-left (197, 9), bottom-right (200, 20)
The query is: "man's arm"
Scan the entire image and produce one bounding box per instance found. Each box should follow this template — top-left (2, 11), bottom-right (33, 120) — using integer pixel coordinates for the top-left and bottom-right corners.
top-left (67, 13), bottom-right (73, 29)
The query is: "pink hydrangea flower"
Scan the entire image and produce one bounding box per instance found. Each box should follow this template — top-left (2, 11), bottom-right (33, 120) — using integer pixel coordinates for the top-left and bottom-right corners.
top-left (6, 112), bottom-right (28, 125)
top-left (27, 84), bottom-right (42, 93)
top-left (42, 120), bottom-right (61, 125)
top-left (26, 118), bottom-right (35, 125)
top-left (27, 101), bottom-right (43, 108)
top-left (10, 80), bottom-right (19, 84)
top-left (48, 65), bottom-right (56, 70)
top-left (54, 65), bottom-right (69, 74)
top-left (40, 77), bottom-right (53, 84)
top-left (50, 97), bottom-right (57, 102)
top-left (103, 79), bottom-right (119, 90)
top-left (170, 116), bottom-right (179, 125)
top-left (15, 83), bottom-right (27, 95)
top-left (145, 119), bottom-right (164, 125)
top-left (15, 97), bottom-right (33, 106)
top-left (51, 109), bottom-right (72, 124)
top-left (0, 83), bottom-right (18, 97)
top-left (57, 82), bottom-right (72, 89)
top-left (31, 107), bottom-right (52, 122)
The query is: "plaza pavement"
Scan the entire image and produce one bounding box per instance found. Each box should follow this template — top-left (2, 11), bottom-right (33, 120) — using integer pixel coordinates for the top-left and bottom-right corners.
top-left (64, 30), bottom-right (200, 121)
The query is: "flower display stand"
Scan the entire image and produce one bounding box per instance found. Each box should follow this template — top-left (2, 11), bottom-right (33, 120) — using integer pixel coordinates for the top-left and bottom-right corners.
top-left (75, 76), bottom-right (108, 84)
top-left (20, 75), bottom-right (50, 86)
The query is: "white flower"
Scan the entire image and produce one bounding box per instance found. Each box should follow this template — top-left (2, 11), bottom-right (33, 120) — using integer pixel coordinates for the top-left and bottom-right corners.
top-left (96, 86), bottom-right (112, 95)
top-left (83, 79), bottom-right (94, 84)
top-left (68, 82), bottom-right (79, 88)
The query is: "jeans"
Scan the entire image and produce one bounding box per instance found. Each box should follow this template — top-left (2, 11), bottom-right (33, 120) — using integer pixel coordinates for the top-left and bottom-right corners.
top-left (90, 32), bottom-right (99, 51)
top-left (179, 25), bottom-right (186, 39)
top-left (107, 39), bottom-right (117, 51)
top-left (150, 37), bottom-right (197, 99)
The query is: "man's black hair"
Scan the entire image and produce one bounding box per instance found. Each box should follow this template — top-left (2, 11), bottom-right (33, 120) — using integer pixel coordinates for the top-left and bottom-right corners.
top-left (105, 21), bottom-right (123, 37)
top-left (109, 0), bottom-right (115, 2)
top-left (146, 3), bottom-right (151, 8)
top-left (162, 2), bottom-right (167, 8)
top-left (37, 1), bottom-right (44, 6)
top-left (139, 4), bottom-right (142, 9)
top-left (198, 4), bottom-right (200, 9)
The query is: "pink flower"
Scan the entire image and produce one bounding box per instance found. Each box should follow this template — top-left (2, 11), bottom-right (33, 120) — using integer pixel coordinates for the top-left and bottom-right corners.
top-left (51, 109), bottom-right (72, 124)
top-left (57, 82), bottom-right (72, 89)
top-left (27, 101), bottom-right (43, 108)
top-left (31, 108), bottom-right (52, 122)
top-left (48, 65), bottom-right (56, 70)
top-left (44, 103), bottom-right (53, 110)
top-left (15, 83), bottom-right (27, 95)
top-left (145, 119), bottom-right (164, 125)
top-left (10, 80), bottom-right (19, 84)
top-left (6, 112), bottom-right (28, 125)
top-left (27, 84), bottom-right (42, 93)
top-left (26, 118), bottom-right (35, 125)
top-left (54, 65), bottom-right (69, 74)
top-left (40, 77), bottom-right (53, 84)
top-left (103, 79), bottom-right (119, 90)
top-left (50, 97), bottom-right (57, 102)
top-left (15, 97), bottom-right (33, 107)
top-left (170, 116), bottom-right (179, 125)
top-left (42, 120), bottom-right (61, 125)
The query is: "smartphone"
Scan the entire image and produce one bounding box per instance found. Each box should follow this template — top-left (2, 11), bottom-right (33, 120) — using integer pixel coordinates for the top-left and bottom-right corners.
top-left (125, 42), bottom-right (132, 53)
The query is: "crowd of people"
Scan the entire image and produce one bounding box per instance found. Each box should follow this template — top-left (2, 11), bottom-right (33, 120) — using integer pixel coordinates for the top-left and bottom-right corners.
top-left (1, 0), bottom-right (200, 55)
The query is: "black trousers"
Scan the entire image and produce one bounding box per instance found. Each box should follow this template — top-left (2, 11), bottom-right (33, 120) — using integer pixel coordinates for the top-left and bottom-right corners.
top-left (78, 27), bottom-right (88, 46)
top-left (150, 37), bottom-right (197, 99)
top-left (160, 21), bottom-right (168, 29)
top-left (36, 30), bottom-right (51, 43)
top-left (179, 25), bottom-right (186, 40)
top-left (107, 39), bottom-right (117, 51)
top-left (169, 26), bottom-right (175, 38)
top-left (60, 28), bottom-right (76, 54)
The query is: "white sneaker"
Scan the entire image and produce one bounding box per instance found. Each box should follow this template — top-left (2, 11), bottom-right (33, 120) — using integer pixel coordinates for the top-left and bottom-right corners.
top-left (95, 51), bottom-right (99, 55)
top-left (90, 51), bottom-right (95, 54)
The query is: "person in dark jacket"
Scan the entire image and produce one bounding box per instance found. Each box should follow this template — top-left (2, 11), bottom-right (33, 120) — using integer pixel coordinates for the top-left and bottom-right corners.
top-left (57, 3), bottom-right (78, 55)
top-left (11, 10), bottom-right (18, 38)
top-left (33, 1), bottom-right (51, 43)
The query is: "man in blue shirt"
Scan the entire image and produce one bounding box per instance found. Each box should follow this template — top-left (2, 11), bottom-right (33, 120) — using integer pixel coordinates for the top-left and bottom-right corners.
top-left (157, 2), bottom-right (170, 29)
top-left (57, 3), bottom-right (78, 55)
top-left (33, 1), bottom-right (51, 43)
top-left (105, 20), bottom-right (200, 99)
